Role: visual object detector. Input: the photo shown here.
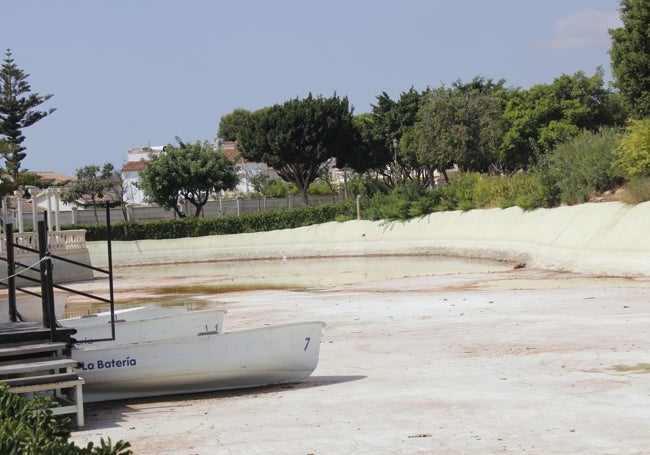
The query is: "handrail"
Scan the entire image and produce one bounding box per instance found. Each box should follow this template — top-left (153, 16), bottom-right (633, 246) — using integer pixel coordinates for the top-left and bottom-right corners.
top-left (2, 205), bottom-right (114, 343)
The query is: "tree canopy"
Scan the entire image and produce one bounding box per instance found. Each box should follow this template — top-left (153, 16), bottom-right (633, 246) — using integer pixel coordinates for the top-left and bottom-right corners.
top-left (0, 49), bottom-right (55, 186)
top-left (610, 0), bottom-right (650, 117)
top-left (236, 93), bottom-right (356, 203)
top-left (500, 69), bottom-right (625, 170)
top-left (417, 79), bottom-right (506, 179)
top-left (217, 108), bottom-right (251, 142)
top-left (61, 163), bottom-right (119, 224)
top-left (220, 66), bottom-right (627, 195)
top-left (138, 138), bottom-right (238, 217)
top-left (365, 87), bottom-right (423, 186)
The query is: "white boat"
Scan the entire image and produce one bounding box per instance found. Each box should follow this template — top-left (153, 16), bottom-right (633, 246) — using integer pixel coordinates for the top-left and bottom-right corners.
top-left (62, 306), bottom-right (227, 344)
top-left (72, 320), bottom-right (325, 403)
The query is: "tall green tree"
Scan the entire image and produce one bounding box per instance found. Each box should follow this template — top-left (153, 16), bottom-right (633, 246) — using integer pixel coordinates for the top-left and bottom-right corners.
top-left (237, 94), bottom-right (357, 204)
top-left (61, 163), bottom-right (119, 224)
top-left (0, 49), bottom-right (55, 184)
top-left (501, 69), bottom-right (624, 170)
top-left (367, 88), bottom-right (423, 186)
top-left (346, 113), bottom-right (387, 173)
top-left (217, 108), bottom-right (252, 142)
top-left (416, 84), bottom-right (505, 178)
top-left (139, 138), bottom-right (238, 217)
top-left (610, 0), bottom-right (650, 117)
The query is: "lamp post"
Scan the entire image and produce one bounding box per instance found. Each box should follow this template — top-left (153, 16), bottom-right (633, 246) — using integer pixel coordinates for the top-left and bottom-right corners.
top-left (392, 138), bottom-right (399, 185)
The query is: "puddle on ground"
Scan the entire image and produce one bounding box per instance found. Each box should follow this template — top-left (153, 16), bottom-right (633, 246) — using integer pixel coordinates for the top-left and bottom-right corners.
top-left (65, 255), bottom-right (513, 317)
top-left (609, 363), bottom-right (650, 374)
top-left (115, 255), bottom-right (513, 287)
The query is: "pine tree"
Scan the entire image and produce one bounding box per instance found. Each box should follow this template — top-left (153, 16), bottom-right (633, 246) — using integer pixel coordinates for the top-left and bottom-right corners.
top-left (0, 49), bottom-right (55, 183)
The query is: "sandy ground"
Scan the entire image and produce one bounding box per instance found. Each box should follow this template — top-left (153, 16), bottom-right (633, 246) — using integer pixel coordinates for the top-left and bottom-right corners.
top-left (67, 265), bottom-right (650, 455)
top-left (66, 202), bottom-right (650, 454)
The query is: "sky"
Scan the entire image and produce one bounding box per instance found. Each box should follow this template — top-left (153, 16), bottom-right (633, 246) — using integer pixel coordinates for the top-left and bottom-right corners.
top-left (1, 0), bottom-right (622, 176)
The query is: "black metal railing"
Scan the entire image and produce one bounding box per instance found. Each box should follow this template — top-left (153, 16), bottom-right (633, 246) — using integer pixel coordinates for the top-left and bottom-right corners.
top-left (1, 204), bottom-right (115, 343)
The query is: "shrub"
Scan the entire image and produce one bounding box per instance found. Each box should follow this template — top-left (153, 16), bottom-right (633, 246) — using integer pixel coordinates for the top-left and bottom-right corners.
top-left (510, 170), bottom-right (555, 210)
top-left (614, 118), bottom-right (650, 179)
top-left (623, 176), bottom-right (650, 203)
top-left (432, 171), bottom-right (554, 212)
top-left (266, 179), bottom-right (298, 198)
top-left (543, 128), bottom-right (622, 204)
top-left (0, 384), bottom-right (131, 454)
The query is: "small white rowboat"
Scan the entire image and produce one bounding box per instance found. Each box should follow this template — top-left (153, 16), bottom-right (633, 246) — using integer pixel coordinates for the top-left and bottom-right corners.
top-left (72, 320), bottom-right (325, 403)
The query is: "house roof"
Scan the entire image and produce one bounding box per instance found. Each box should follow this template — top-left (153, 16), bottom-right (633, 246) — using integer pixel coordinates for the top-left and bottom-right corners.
top-left (221, 141), bottom-right (248, 163)
top-left (121, 161), bottom-right (148, 172)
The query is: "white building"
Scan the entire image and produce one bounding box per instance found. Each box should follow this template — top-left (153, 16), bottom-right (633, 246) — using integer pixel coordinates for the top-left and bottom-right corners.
top-left (120, 142), bottom-right (278, 205)
top-left (219, 141), bottom-right (278, 194)
top-left (120, 146), bottom-right (164, 205)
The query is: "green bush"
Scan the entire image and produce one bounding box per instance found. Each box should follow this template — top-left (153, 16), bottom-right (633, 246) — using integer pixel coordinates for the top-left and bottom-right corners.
top-left (438, 173), bottom-right (482, 211)
top-left (510, 170), bottom-right (556, 210)
top-left (542, 128), bottom-right (622, 204)
top-left (265, 179), bottom-right (298, 198)
top-left (307, 180), bottom-right (338, 196)
top-left (614, 118), bottom-right (650, 179)
top-left (0, 384), bottom-right (131, 454)
top-left (68, 200), bottom-right (358, 241)
top-left (623, 176), bottom-right (650, 203)
top-left (346, 174), bottom-right (391, 199)
top-left (432, 171), bottom-right (554, 212)
top-left (360, 183), bottom-right (433, 220)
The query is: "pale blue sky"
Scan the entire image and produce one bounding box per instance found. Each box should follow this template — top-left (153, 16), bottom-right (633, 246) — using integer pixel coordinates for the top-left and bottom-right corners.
top-left (2, 0), bottom-right (621, 176)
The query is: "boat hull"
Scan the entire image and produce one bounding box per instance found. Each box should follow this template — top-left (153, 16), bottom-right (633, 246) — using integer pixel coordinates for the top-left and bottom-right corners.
top-left (72, 321), bottom-right (325, 402)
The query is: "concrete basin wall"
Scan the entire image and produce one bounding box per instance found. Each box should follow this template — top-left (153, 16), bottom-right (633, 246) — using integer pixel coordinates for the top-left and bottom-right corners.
top-left (87, 201), bottom-right (650, 277)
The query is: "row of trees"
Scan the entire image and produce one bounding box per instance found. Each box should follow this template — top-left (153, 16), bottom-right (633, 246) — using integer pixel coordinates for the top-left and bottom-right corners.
top-left (211, 0), bottom-right (650, 208)
top-left (3, 0), bottom-right (650, 220)
top-left (220, 70), bottom-right (626, 204)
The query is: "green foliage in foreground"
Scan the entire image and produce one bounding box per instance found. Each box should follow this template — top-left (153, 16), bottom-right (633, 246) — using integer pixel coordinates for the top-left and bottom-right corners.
top-left (0, 384), bottom-right (132, 455)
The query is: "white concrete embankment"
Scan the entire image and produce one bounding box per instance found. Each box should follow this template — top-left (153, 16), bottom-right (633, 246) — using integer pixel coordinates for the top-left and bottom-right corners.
top-left (86, 201), bottom-right (650, 277)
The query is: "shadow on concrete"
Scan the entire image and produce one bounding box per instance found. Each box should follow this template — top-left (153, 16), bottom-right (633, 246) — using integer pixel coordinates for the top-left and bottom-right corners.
top-left (77, 375), bottom-right (366, 431)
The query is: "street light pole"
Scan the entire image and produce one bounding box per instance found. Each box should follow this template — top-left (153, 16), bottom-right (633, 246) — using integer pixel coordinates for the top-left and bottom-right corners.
top-left (392, 138), bottom-right (398, 185)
